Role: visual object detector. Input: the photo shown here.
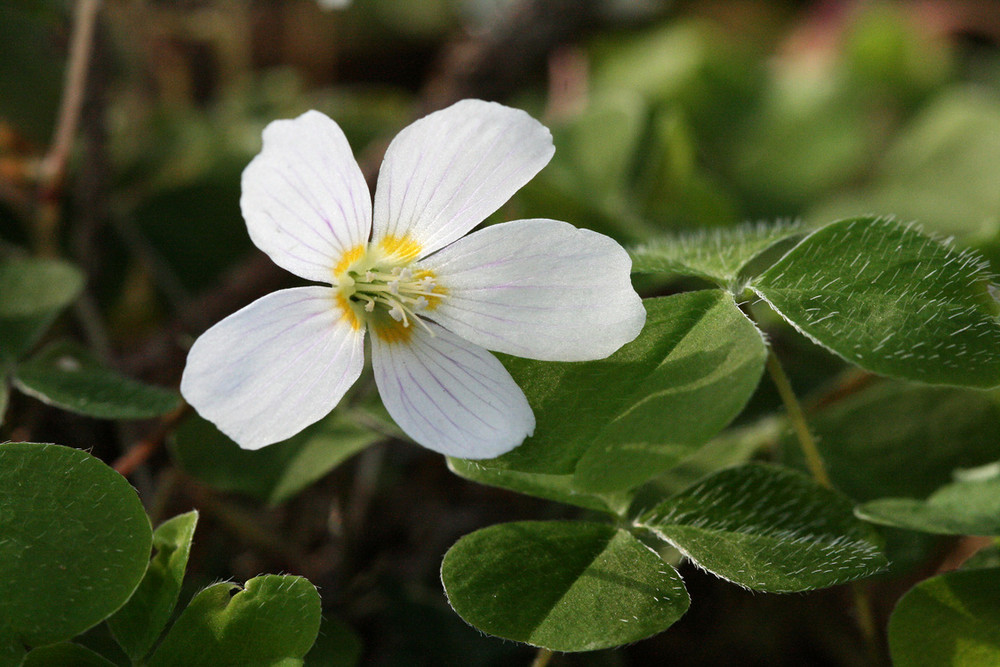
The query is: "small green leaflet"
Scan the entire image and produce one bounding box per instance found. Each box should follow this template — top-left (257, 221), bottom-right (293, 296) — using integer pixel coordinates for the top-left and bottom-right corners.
top-left (0, 443), bottom-right (151, 658)
top-left (146, 575), bottom-right (321, 667)
top-left (13, 341), bottom-right (180, 419)
top-left (637, 463), bottom-right (887, 592)
top-left (889, 568), bottom-right (1000, 666)
top-left (753, 216), bottom-right (1000, 388)
top-left (108, 511), bottom-right (199, 662)
top-left (856, 462), bottom-right (1000, 536)
top-left (441, 521), bottom-right (689, 651)
top-left (630, 220), bottom-right (806, 285)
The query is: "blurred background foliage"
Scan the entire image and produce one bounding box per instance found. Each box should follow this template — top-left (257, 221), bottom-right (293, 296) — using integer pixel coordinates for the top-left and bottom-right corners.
top-left (3, 0), bottom-right (1000, 664)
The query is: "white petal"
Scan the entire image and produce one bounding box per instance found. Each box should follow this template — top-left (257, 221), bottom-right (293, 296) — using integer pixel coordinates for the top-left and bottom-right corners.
top-left (241, 111), bottom-right (372, 283)
top-left (418, 219), bottom-right (646, 361)
top-left (371, 99), bottom-right (553, 258)
top-left (370, 322), bottom-right (534, 459)
top-left (180, 286), bottom-right (365, 450)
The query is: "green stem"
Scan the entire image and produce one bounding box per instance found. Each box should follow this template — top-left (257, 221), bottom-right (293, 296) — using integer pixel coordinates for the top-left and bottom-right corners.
top-left (764, 351), bottom-right (832, 488)
top-left (766, 350), bottom-right (884, 663)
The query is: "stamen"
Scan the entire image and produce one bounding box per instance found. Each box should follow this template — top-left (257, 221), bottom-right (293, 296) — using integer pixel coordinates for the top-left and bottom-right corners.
top-left (338, 245), bottom-right (444, 337)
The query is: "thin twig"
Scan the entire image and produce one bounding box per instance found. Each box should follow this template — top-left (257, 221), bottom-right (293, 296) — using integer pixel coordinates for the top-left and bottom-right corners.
top-left (40, 0), bottom-right (103, 192)
top-left (112, 401), bottom-right (191, 477)
top-left (35, 0), bottom-right (103, 255)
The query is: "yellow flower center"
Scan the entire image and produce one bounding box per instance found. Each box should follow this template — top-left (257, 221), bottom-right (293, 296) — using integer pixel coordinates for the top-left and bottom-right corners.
top-left (333, 237), bottom-right (446, 341)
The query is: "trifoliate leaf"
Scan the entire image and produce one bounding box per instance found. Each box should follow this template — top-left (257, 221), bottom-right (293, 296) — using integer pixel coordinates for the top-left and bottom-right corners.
top-left (441, 521), bottom-right (689, 651)
top-left (637, 463), bottom-right (887, 592)
top-left (753, 216), bottom-right (1000, 388)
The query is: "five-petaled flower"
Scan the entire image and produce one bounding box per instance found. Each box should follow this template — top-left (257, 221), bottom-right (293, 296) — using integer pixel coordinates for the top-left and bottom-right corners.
top-left (181, 100), bottom-right (646, 459)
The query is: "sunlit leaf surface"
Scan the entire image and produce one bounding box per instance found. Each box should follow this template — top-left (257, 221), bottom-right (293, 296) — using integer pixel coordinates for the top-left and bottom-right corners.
top-left (753, 216), bottom-right (1000, 388)
top-left (441, 521), bottom-right (689, 651)
top-left (638, 464), bottom-right (887, 592)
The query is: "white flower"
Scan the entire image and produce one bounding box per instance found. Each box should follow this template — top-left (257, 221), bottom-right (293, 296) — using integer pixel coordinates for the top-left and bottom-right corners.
top-left (180, 100), bottom-right (645, 459)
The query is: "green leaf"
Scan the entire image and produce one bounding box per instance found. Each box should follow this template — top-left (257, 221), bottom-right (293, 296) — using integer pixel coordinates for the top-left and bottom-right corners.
top-left (753, 216), bottom-right (1000, 388)
top-left (889, 568), bottom-right (1000, 666)
top-left (13, 341), bottom-right (180, 419)
top-left (784, 381), bottom-right (1000, 502)
top-left (107, 511), bottom-right (199, 662)
top-left (480, 291), bottom-right (766, 495)
top-left (0, 443), bottom-right (152, 654)
top-left (446, 458), bottom-right (627, 514)
top-left (637, 463), bottom-right (887, 592)
top-left (856, 462), bottom-right (1000, 536)
top-left (171, 411), bottom-right (380, 504)
top-left (0, 257), bottom-right (85, 361)
top-left (441, 521), bottom-right (689, 652)
top-left (572, 292), bottom-right (768, 492)
top-left (22, 642), bottom-right (117, 667)
top-left (147, 575), bottom-right (322, 667)
top-left (629, 221), bottom-right (806, 285)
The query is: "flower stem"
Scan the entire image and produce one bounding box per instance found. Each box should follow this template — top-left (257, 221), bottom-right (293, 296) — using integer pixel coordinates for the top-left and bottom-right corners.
top-left (764, 350), bottom-right (831, 488)
top-left (766, 350), bottom-right (884, 664)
